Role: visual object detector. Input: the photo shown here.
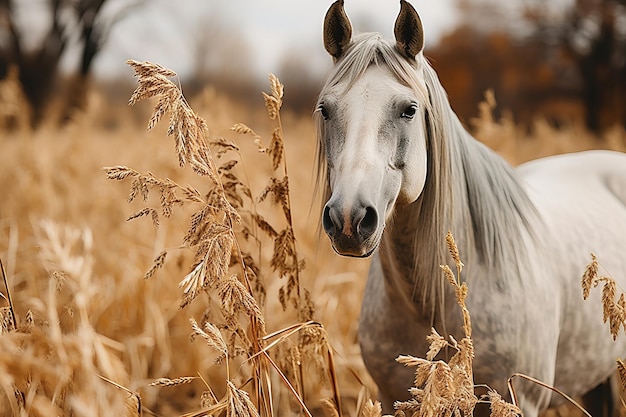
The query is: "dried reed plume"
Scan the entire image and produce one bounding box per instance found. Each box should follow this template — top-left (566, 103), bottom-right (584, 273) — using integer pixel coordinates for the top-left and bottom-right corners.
top-left (392, 233), bottom-right (595, 417)
top-left (0, 258), bottom-right (16, 334)
top-left (108, 61), bottom-right (338, 416)
top-left (581, 253), bottom-right (626, 394)
top-left (231, 74), bottom-right (309, 320)
top-left (393, 232), bottom-right (478, 417)
top-left (0, 223), bottom-right (140, 416)
top-left (149, 377), bottom-right (197, 387)
top-left (581, 253), bottom-right (626, 340)
top-left (393, 232), bottom-right (521, 417)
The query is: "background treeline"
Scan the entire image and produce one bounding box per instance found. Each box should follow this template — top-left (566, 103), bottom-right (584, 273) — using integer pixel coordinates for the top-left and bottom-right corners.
top-left (1, 0), bottom-right (626, 133)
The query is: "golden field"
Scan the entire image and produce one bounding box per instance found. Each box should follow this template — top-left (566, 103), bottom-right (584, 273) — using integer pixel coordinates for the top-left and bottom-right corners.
top-left (0, 68), bottom-right (625, 417)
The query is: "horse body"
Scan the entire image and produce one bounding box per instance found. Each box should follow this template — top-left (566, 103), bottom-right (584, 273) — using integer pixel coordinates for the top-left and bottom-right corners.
top-left (360, 149), bottom-right (626, 414)
top-left (519, 152), bottom-right (626, 396)
top-left (318, 1), bottom-right (626, 415)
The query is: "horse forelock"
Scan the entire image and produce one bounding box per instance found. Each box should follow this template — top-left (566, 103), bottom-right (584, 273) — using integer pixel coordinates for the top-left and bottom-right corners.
top-left (316, 33), bottom-right (430, 110)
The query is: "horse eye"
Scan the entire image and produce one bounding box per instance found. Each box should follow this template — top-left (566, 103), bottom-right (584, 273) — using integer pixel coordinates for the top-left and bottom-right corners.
top-left (401, 104), bottom-right (418, 120)
top-left (318, 104), bottom-right (330, 120)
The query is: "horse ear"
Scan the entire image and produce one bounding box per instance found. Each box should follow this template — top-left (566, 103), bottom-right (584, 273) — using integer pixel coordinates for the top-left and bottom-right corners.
top-left (324, 0), bottom-right (353, 60)
top-left (394, 0), bottom-right (424, 59)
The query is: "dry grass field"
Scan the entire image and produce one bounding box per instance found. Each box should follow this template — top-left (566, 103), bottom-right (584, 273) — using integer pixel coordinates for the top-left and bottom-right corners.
top-left (0, 66), bottom-right (625, 416)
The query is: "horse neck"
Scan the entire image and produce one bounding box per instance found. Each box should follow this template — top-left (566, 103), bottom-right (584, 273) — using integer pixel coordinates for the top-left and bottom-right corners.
top-left (378, 195), bottom-right (455, 326)
top-left (378, 110), bottom-right (536, 323)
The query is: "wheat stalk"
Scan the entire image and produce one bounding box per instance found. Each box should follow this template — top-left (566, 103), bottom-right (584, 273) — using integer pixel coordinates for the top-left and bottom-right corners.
top-left (581, 253), bottom-right (626, 397)
top-left (581, 253), bottom-right (626, 340)
top-left (97, 374), bottom-right (143, 416)
top-left (487, 390), bottom-right (521, 417)
top-left (397, 234), bottom-right (595, 416)
top-left (118, 61), bottom-right (342, 417)
top-left (507, 373), bottom-right (589, 417)
top-left (395, 233), bottom-right (477, 417)
top-left (150, 377), bottom-right (197, 387)
top-left (393, 233), bottom-right (562, 417)
top-left (0, 258), bottom-right (16, 333)
top-left (232, 74), bottom-right (308, 320)
top-left (360, 399), bottom-right (383, 417)
top-left (122, 60), bottom-right (276, 416)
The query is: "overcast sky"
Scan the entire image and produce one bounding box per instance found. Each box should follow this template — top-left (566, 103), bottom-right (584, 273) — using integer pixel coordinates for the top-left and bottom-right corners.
top-left (91, 0), bottom-right (460, 80)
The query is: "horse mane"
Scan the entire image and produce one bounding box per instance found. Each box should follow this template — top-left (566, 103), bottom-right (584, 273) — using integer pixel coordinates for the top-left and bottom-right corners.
top-left (315, 33), bottom-right (539, 321)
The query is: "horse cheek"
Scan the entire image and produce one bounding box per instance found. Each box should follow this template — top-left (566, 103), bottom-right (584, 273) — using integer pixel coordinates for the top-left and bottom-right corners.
top-left (398, 150), bottom-right (427, 204)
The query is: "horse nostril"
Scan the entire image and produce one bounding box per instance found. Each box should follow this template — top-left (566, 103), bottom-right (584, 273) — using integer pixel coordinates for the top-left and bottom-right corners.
top-left (323, 204), bottom-right (340, 235)
top-left (357, 206), bottom-right (378, 239)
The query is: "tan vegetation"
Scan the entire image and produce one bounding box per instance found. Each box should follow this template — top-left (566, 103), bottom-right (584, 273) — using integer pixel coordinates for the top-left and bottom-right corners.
top-left (582, 253), bottom-right (626, 396)
top-left (392, 233), bottom-right (480, 417)
top-left (0, 60), bottom-right (625, 416)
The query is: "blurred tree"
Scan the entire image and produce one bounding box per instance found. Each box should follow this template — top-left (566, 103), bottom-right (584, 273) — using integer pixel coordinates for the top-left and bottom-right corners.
top-left (185, 12), bottom-right (259, 105)
top-left (428, 24), bottom-right (572, 128)
top-left (276, 48), bottom-right (323, 114)
top-left (526, 0), bottom-right (626, 131)
top-left (430, 0), bottom-right (626, 132)
top-left (0, 0), bottom-right (141, 125)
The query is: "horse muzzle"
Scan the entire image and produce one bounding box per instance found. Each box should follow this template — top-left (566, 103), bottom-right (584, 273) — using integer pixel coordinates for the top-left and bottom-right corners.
top-left (322, 200), bottom-right (381, 257)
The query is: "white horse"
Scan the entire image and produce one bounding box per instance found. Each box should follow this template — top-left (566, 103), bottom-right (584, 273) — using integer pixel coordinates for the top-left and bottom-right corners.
top-left (317, 1), bottom-right (626, 415)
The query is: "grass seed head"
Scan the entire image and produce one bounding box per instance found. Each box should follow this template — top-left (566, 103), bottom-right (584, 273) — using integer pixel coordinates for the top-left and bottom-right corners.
top-left (226, 381), bottom-right (260, 417)
top-left (446, 231), bottom-right (464, 273)
top-left (581, 253), bottom-right (599, 300)
top-left (360, 399), bottom-right (382, 417)
top-left (617, 358), bottom-right (626, 391)
top-left (488, 390), bottom-right (522, 417)
top-left (190, 317), bottom-right (227, 357)
top-left (149, 377), bottom-right (196, 387)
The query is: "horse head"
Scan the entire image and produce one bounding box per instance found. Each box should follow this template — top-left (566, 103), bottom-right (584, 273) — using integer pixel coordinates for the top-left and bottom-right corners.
top-left (318, 0), bottom-right (430, 257)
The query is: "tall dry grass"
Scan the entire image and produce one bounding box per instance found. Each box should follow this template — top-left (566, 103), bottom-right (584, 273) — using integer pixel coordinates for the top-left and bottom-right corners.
top-left (108, 60), bottom-right (341, 416)
top-left (0, 61), bottom-right (371, 416)
top-left (0, 63), bottom-right (625, 416)
top-left (582, 254), bottom-right (626, 389)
